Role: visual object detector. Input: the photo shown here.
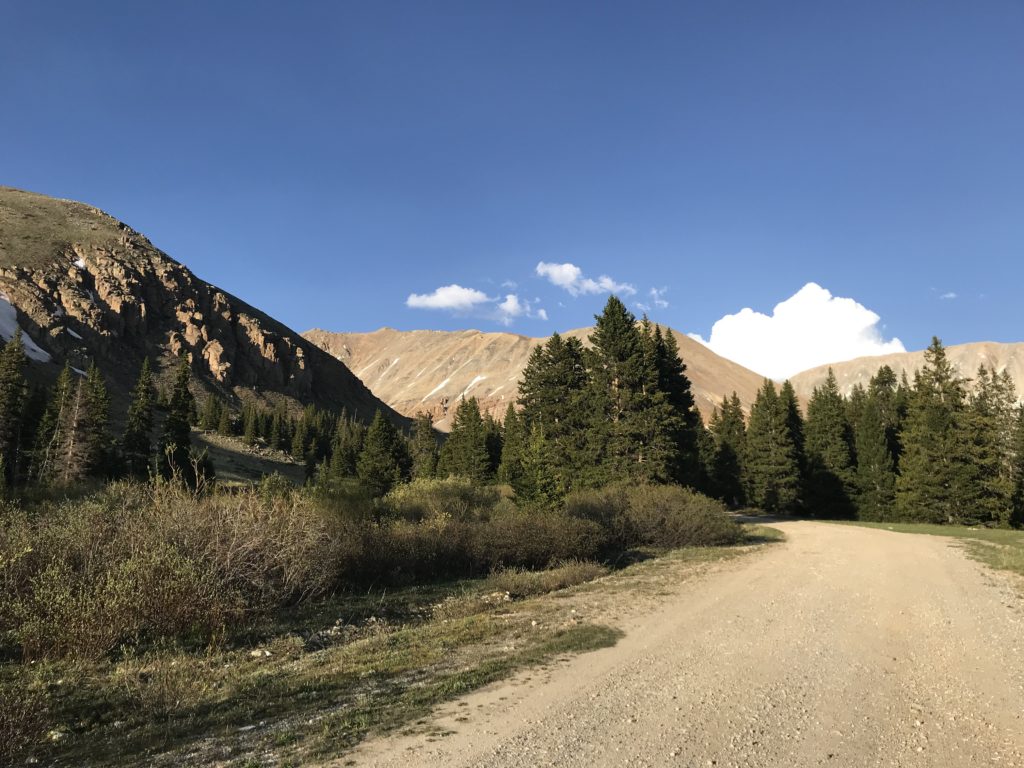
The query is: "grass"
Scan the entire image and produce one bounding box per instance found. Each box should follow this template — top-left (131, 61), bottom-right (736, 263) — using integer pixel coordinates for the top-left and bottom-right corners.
top-left (8, 523), bottom-right (780, 766)
top-left (828, 520), bottom-right (1024, 579)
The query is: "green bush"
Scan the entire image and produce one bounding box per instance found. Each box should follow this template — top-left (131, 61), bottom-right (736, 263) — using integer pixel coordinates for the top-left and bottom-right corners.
top-left (563, 483), bottom-right (742, 549)
top-left (487, 560), bottom-right (608, 598)
top-left (382, 476), bottom-right (501, 522)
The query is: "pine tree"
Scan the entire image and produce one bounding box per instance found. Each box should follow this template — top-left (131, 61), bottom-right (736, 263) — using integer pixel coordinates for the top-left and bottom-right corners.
top-left (895, 338), bottom-right (970, 523)
top-left (853, 392), bottom-right (896, 521)
top-left (804, 370), bottom-right (856, 518)
top-left (356, 411), bottom-right (410, 496)
top-left (497, 404), bottom-right (527, 489)
top-left (779, 380), bottom-right (807, 490)
top-left (329, 412), bottom-right (366, 480)
top-left (744, 380), bottom-right (801, 513)
top-left (160, 359), bottom-right (196, 480)
top-left (438, 397), bottom-right (492, 481)
top-left (965, 365), bottom-right (1018, 525)
top-left (80, 363), bottom-right (111, 475)
top-left (709, 393), bottom-right (746, 506)
top-left (868, 365), bottom-right (904, 469)
top-left (199, 394), bottom-right (222, 431)
top-left (122, 358), bottom-right (155, 478)
top-left (0, 331), bottom-right (28, 486)
top-left (483, 412), bottom-right (503, 478)
top-left (33, 363), bottom-right (74, 483)
top-left (217, 406), bottom-right (234, 436)
top-left (517, 332), bottom-right (591, 493)
top-left (588, 299), bottom-right (677, 484)
top-left (243, 403), bottom-right (260, 446)
top-left (1010, 406), bottom-right (1024, 528)
top-left (409, 411), bottom-right (439, 479)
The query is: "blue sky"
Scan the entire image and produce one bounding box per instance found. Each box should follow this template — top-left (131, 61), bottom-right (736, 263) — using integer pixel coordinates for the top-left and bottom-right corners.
top-left (2, 2), bottom-right (1022, 375)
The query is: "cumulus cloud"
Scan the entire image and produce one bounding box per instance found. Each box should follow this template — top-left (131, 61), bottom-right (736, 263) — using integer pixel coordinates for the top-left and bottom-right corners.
top-left (535, 262), bottom-right (636, 297)
top-left (407, 284), bottom-right (490, 311)
top-left (407, 284), bottom-right (545, 326)
top-left (689, 283), bottom-right (906, 380)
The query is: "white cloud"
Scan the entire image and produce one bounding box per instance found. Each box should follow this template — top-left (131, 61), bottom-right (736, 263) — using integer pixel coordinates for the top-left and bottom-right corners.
top-left (940, 292), bottom-right (957, 300)
top-left (407, 284), bottom-right (545, 326)
top-left (689, 283), bottom-right (906, 380)
top-left (650, 287), bottom-right (669, 309)
top-left (407, 284), bottom-right (490, 311)
top-left (636, 302), bottom-right (651, 312)
top-left (535, 262), bottom-right (636, 297)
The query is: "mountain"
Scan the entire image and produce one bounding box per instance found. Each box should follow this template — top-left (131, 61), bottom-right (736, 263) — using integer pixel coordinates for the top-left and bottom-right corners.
top-left (789, 341), bottom-right (1024, 402)
top-left (302, 326), bottom-right (766, 430)
top-left (0, 186), bottom-right (399, 423)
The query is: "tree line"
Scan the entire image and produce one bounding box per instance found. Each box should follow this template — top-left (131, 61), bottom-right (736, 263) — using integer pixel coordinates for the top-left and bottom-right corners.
top-left (707, 338), bottom-right (1024, 526)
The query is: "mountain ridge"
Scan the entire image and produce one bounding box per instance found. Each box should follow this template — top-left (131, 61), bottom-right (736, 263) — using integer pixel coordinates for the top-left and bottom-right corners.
top-left (0, 186), bottom-right (402, 424)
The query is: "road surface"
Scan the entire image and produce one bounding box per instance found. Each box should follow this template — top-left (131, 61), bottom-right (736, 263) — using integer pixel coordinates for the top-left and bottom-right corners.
top-left (345, 521), bottom-right (1024, 767)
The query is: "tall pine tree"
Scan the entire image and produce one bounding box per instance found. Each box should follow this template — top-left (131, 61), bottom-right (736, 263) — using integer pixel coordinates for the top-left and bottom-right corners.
top-left (122, 358), bottom-right (155, 478)
top-left (744, 380), bottom-right (801, 513)
top-left (804, 369), bottom-right (856, 518)
top-left (356, 411), bottom-right (410, 496)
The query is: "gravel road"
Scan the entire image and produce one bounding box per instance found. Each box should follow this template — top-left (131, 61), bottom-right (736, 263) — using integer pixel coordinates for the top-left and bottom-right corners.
top-left (345, 521), bottom-right (1024, 767)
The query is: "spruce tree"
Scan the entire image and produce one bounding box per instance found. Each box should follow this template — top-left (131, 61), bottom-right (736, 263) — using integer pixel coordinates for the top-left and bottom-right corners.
top-left (517, 332), bottom-right (591, 492)
top-left (868, 365), bottom-right (904, 469)
top-left (483, 412), bottom-right (503, 478)
top-left (199, 394), bottom-right (222, 431)
top-left (438, 397), bottom-right (491, 481)
top-left (33, 363), bottom-right (74, 483)
top-left (0, 331), bottom-right (28, 486)
top-left (409, 411), bottom-right (439, 479)
top-left (160, 359), bottom-right (196, 480)
top-left (709, 393), bottom-right (747, 506)
top-left (853, 392), bottom-right (896, 521)
top-left (329, 412), bottom-right (366, 480)
top-left (1010, 406), bottom-right (1024, 528)
top-left (497, 404), bottom-right (527, 489)
top-left (895, 338), bottom-right (969, 523)
top-left (804, 370), bottom-right (856, 518)
top-left (779, 380), bottom-right (807, 489)
top-left (965, 365), bottom-right (1018, 525)
top-left (122, 358), bottom-right (155, 478)
top-left (356, 411), bottom-right (410, 496)
top-left (744, 380), bottom-right (801, 513)
top-left (80, 363), bottom-right (111, 476)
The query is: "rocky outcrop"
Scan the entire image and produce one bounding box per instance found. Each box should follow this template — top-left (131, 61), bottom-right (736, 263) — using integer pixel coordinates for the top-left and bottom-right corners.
top-left (0, 186), bottom-right (398, 422)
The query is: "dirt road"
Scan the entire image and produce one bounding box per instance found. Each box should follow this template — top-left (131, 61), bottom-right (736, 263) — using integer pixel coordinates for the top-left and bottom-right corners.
top-left (345, 522), bottom-right (1024, 767)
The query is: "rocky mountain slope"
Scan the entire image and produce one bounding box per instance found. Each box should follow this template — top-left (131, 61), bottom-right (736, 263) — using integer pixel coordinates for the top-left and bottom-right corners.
top-left (303, 326), bottom-right (767, 430)
top-left (789, 341), bottom-right (1024, 402)
top-left (0, 186), bottom-right (399, 422)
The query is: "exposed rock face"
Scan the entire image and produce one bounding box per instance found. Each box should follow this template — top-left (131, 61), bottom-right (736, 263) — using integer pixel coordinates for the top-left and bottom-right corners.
top-left (0, 186), bottom-right (398, 422)
top-left (302, 326), bottom-right (767, 430)
top-left (789, 342), bottom-right (1024, 403)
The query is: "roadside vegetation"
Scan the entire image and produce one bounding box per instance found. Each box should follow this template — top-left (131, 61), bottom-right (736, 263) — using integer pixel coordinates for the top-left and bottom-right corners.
top-left (829, 521), bottom-right (1024, 580)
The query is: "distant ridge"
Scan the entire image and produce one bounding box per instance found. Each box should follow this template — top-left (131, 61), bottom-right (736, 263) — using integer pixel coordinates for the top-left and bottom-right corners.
top-left (303, 326), bottom-right (766, 430)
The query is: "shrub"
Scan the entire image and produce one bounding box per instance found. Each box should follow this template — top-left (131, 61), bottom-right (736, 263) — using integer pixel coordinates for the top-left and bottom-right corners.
top-left (487, 560), bottom-right (608, 599)
top-left (382, 477), bottom-right (500, 522)
top-left (623, 485), bottom-right (743, 548)
top-left (0, 675), bottom-right (48, 765)
top-left (563, 483), bottom-right (742, 550)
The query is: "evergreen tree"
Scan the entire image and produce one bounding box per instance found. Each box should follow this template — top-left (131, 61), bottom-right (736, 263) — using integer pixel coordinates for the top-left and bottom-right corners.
top-left (217, 405), bottom-right (234, 436)
top-left (895, 338), bottom-right (972, 523)
top-left (199, 394), bottom-right (222, 431)
top-left (517, 332), bottom-right (592, 493)
top-left (329, 412), bottom-right (366, 479)
top-left (587, 299), bottom-right (678, 484)
top-left (965, 365), bottom-right (1018, 525)
top-left (744, 380), bottom-right (801, 513)
top-left (709, 393), bottom-right (746, 506)
top-left (160, 359), bottom-right (196, 481)
top-left (804, 370), bottom-right (856, 518)
top-left (779, 380), bottom-right (807, 489)
top-left (0, 331), bottom-right (28, 486)
top-left (80, 363), bottom-right (111, 475)
top-left (497, 404), bottom-right (527, 489)
top-left (854, 392), bottom-right (896, 521)
top-left (483, 412), bottom-right (503, 478)
top-left (243, 403), bottom-right (260, 446)
top-left (517, 424), bottom-right (561, 507)
top-left (409, 411), bottom-right (439, 479)
top-left (122, 358), bottom-right (155, 478)
top-left (33, 363), bottom-right (74, 483)
top-left (646, 322), bottom-right (701, 485)
top-left (356, 411), bottom-right (410, 496)
top-left (1010, 406), bottom-right (1024, 528)
top-left (868, 365), bottom-right (904, 469)
top-left (438, 397), bottom-right (492, 481)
